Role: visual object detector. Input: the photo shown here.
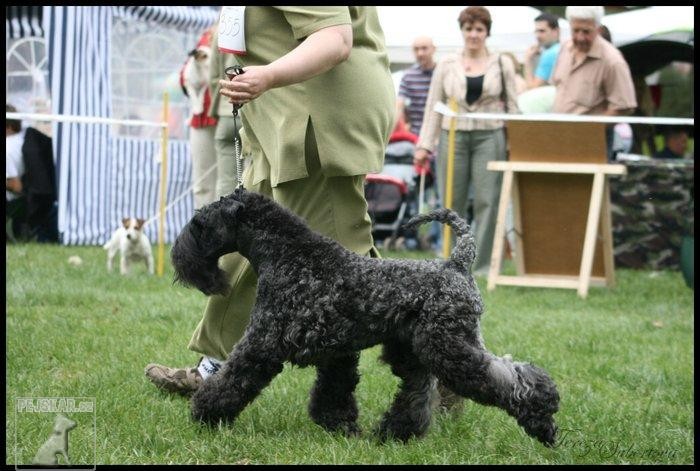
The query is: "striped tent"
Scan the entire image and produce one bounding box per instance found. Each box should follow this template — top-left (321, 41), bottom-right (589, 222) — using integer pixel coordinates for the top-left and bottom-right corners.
top-left (112, 6), bottom-right (220, 32)
top-left (5, 6), bottom-right (44, 38)
top-left (7, 6), bottom-right (220, 245)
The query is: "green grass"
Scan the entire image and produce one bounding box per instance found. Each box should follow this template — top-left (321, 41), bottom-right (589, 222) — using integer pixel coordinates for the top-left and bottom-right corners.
top-left (6, 243), bottom-right (694, 464)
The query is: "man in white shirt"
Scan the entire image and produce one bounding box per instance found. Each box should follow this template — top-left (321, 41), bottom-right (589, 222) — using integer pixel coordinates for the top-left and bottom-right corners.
top-left (6, 103), bottom-right (58, 242)
top-left (6, 104), bottom-right (28, 239)
top-left (6, 106), bottom-right (25, 199)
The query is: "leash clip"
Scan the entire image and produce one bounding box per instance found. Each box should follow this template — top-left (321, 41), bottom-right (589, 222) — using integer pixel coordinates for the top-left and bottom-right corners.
top-left (225, 65), bottom-right (246, 190)
top-left (224, 65), bottom-right (245, 115)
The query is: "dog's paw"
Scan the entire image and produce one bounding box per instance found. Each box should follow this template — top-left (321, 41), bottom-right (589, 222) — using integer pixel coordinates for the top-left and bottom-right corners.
top-left (191, 390), bottom-right (221, 426)
top-left (191, 401), bottom-right (232, 427)
top-left (373, 419), bottom-right (425, 444)
top-left (374, 425), bottom-right (410, 444)
top-left (191, 407), bottom-right (219, 427)
top-left (341, 422), bottom-right (361, 437)
top-left (190, 386), bottom-right (239, 427)
top-left (309, 410), bottom-right (361, 438)
top-left (322, 421), bottom-right (361, 438)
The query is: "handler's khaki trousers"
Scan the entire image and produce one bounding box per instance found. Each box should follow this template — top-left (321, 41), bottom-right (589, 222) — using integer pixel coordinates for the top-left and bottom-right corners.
top-left (190, 125), bottom-right (217, 210)
top-left (188, 125), bottom-right (378, 361)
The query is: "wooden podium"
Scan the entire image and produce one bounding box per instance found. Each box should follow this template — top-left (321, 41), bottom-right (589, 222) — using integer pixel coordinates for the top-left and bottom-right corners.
top-left (486, 121), bottom-right (626, 298)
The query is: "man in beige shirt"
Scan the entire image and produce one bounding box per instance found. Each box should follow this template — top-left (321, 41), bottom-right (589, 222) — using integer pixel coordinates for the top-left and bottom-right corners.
top-left (551, 6), bottom-right (636, 116)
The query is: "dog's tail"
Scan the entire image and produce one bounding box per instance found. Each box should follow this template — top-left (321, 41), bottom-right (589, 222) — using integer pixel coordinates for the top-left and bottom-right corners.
top-left (403, 209), bottom-right (476, 273)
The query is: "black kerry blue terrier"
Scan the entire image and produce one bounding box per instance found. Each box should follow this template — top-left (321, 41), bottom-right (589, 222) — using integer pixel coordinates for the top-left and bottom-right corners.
top-left (171, 188), bottom-right (560, 445)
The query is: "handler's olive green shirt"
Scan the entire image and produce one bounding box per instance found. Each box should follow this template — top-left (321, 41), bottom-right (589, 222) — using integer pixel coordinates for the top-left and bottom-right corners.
top-left (234, 6), bottom-right (395, 187)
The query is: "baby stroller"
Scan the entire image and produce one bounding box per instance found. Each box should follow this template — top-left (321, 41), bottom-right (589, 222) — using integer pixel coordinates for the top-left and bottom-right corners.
top-left (365, 123), bottom-right (433, 249)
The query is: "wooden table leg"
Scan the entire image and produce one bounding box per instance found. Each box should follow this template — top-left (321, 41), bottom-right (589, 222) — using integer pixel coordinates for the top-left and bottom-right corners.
top-left (488, 169), bottom-right (513, 291)
top-left (578, 172), bottom-right (605, 298)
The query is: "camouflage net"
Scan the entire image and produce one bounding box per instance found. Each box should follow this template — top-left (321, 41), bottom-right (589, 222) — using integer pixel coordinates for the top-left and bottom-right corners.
top-left (611, 159), bottom-right (694, 270)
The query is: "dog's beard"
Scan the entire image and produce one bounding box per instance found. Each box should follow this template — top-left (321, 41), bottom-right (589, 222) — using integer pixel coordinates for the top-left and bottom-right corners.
top-left (171, 225), bottom-right (230, 296)
top-left (175, 257), bottom-right (229, 296)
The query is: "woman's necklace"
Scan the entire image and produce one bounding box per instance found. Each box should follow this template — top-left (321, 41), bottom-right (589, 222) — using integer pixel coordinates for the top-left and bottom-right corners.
top-left (463, 52), bottom-right (487, 73)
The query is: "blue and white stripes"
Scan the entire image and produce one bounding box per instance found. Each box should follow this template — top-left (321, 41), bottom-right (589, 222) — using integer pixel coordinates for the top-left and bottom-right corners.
top-left (110, 138), bottom-right (193, 246)
top-left (5, 6), bottom-right (44, 39)
top-left (112, 6), bottom-right (220, 33)
top-left (45, 6), bottom-right (200, 245)
top-left (47, 6), bottom-right (114, 245)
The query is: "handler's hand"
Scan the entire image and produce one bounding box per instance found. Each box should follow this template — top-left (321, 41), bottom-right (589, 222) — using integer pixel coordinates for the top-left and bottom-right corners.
top-left (219, 65), bottom-right (275, 106)
top-left (524, 44), bottom-right (539, 64)
top-left (414, 148), bottom-right (431, 169)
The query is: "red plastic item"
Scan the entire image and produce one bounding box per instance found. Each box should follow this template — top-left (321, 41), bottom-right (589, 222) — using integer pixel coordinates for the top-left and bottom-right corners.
top-left (365, 174), bottom-right (408, 195)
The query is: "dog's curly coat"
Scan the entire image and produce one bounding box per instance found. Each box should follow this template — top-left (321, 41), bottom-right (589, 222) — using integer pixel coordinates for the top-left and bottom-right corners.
top-left (171, 189), bottom-right (559, 445)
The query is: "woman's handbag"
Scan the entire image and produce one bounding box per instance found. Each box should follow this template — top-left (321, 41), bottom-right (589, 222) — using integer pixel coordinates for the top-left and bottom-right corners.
top-left (498, 54), bottom-right (510, 159)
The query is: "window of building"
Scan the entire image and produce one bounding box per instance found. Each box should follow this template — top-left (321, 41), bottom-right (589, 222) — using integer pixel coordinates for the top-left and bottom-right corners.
top-left (6, 37), bottom-right (52, 136)
top-left (111, 17), bottom-right (198, 140)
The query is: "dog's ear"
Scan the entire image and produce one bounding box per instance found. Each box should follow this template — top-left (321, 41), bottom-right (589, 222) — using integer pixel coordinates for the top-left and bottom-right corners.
top-left (122, 217), bottom-right (130, 228)
top-left (136, 218), bottom-right (146, 229)
top-left (189, 211), bottom-right (204, 237)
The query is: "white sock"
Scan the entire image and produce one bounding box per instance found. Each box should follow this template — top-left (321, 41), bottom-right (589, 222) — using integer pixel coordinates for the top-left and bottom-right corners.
top-left (197, 356), bottom-right (223, 380)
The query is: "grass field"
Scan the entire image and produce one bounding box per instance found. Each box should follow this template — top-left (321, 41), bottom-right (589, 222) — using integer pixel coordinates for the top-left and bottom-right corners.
top-left (5, 243), bottom-right (694, 464)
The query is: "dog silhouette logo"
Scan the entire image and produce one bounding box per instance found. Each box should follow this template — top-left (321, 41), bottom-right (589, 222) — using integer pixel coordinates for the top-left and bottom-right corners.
top-left (31, 413), bottom-right (77, 466)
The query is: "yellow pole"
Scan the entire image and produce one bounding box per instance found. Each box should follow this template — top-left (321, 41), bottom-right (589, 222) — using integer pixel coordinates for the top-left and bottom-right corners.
top-left (442, 98), bottom-right (458, 260)
top-left (157, 92), bottom-right (169, 277)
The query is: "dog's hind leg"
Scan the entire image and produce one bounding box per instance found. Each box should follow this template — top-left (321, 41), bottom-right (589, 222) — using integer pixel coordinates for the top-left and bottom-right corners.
top-left (414, 324), bottom-right (559, 446)
top-left (190, 329), bottom-right (284, 426)
top-left (308, 352), bottom-right (361, 436)
top-left (375, 338), bottom-right (434, 442)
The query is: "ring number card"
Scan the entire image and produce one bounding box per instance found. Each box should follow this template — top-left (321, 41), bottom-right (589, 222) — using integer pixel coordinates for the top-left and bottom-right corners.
top-left (218, 6), bottom-right (246, 55)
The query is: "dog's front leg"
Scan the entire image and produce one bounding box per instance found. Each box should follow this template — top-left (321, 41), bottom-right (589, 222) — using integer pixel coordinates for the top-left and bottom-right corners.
top-left (106, 252), bottom-right (114, 273)
top-left (146, 254), bottom-right (154, 275)
top-left (308, 353), bottom-right (361, 436)
top-left (191, 329), bottom-right (284, 426)
top-left (119, 256), bottom-right (129, 275)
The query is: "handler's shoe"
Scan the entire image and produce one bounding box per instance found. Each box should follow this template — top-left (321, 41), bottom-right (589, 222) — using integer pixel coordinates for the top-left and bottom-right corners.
top-left (144, 360), bottom-right (204, 397)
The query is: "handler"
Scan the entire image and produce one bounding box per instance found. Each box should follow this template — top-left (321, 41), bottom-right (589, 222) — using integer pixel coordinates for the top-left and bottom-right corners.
top-left (146, 7), bottom-right (395, 391)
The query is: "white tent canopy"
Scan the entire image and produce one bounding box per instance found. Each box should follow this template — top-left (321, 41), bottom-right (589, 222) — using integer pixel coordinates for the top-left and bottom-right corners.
top-left (377, 6), bottom-right (570, 68)
top-left (379, 5), bottom-right (696, 68)
top-left (601, 6), bottom-right (694, 46)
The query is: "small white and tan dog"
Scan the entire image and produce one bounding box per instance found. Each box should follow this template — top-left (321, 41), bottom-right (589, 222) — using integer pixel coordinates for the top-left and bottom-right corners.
top-left (103, 217), bottom-right (154, 275)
